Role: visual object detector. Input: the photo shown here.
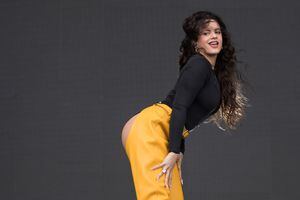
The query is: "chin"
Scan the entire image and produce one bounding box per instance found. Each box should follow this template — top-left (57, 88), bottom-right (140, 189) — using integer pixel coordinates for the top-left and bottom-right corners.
top-left (204, 48), bottom-right (221, 54)
top-left (206, 51), bottom-right (221, 56)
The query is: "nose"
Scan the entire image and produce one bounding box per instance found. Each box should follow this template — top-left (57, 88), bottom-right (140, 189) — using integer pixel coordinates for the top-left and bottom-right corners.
top-left (211, 32), bottom-right (218, 38)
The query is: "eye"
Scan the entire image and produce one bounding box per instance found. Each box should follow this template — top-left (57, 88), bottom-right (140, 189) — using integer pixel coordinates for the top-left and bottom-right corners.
top-left (216, 31), bottom-right (221, 34)
top-left (203, 32), bottom-right (209, 35)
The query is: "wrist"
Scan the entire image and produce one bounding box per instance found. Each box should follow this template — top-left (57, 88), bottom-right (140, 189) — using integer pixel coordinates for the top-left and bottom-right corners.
top-left (169, 151), bottom-right (181, 158)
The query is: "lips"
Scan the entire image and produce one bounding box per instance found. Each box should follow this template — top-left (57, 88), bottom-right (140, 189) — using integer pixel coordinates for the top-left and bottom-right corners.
top-left (209, 41), bottom-right (219, 48)
top-left (209, 41), bottom-right (218, 45)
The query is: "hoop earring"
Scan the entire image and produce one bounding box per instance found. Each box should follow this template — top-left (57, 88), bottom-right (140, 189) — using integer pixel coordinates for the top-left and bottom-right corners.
top-left (193, 42), bottom-right (200, 53)
top-left (195, 46), bottom-right (201, 53)
top-left (194, 45), bottom-right (198, 53)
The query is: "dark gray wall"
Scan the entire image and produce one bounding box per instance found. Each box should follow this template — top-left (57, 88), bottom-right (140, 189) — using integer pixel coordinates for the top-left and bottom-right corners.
top-left (0, 0), bottom-right (299, 199)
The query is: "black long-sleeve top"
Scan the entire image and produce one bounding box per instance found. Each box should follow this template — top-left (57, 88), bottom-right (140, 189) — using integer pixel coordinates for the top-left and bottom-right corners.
top-left (160, 53), bottom-right (222, 154)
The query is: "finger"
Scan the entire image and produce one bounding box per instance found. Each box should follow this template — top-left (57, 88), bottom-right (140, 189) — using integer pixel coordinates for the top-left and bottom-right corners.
top-left (178, 158), bottom-right (182, 166)
top-left (156, 167), bottom-right (168, 181)
top-left (165, 168), bottom-right (171, 189)
top-left (151, 162), bottom-right (165, 170)
top-left (156, 171), bottom-right (164, 181)
top-left (169, 171), bottom-right (173, 189)
top-left (177, 160), bottom-right (181, 169)
top-left (178, 165), bottom-right (182, 179)
top-left (179, 167), bottom-right (183, 185)
top-left (176, 162), bottom-right (183, 185)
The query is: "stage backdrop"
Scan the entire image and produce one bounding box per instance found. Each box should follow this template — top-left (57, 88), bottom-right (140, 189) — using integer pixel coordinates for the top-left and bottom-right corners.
top-left (0, 0), bottom-right (299, 199)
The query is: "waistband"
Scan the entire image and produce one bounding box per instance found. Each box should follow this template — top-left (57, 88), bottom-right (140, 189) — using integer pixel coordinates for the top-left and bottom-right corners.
top-left (159, 99), bottom-right (172, 109)
top-left (154, 101), bottom-right (172, 115)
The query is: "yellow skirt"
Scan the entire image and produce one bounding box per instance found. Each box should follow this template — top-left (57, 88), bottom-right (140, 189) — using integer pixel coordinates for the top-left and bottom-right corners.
top-left (124, 102), bottom-right (190, 200)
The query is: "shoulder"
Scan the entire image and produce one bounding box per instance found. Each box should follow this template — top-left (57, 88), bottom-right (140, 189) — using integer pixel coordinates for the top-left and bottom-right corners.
top-left (184, 54), bottom-right (211, 74)
top-left (187, 54), bottom-right (210, 66)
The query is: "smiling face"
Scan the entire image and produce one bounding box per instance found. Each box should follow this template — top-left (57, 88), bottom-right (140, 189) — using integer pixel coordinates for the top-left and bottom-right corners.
top-left (195, 19), bottom-right (223, 58)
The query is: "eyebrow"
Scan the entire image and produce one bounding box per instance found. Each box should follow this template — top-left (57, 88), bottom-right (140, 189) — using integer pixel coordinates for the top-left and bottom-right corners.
top-left (203, 28), bottom-right (221, 31)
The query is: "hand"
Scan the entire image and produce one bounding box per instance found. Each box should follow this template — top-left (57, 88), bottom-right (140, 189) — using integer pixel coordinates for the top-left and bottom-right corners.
top-left (151, 152), bottom-right (180, 190)
top-left (176, 152), bottom-right (184, 185)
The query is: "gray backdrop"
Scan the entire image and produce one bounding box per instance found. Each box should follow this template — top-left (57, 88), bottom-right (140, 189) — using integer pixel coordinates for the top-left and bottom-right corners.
top-left (0, 0), bottom-right (299, 199)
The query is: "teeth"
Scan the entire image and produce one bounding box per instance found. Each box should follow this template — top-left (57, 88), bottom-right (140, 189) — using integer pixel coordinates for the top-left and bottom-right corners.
top-left (209, 41), bottom-right (218, 45)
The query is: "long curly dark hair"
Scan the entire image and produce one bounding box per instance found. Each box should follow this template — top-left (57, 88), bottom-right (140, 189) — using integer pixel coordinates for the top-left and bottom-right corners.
top-left (179, 11), bottom-right (250, 131)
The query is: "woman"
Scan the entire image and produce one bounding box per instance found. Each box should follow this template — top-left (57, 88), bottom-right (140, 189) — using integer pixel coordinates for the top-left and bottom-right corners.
top-left (121, 10), bottom-right (249, 200)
